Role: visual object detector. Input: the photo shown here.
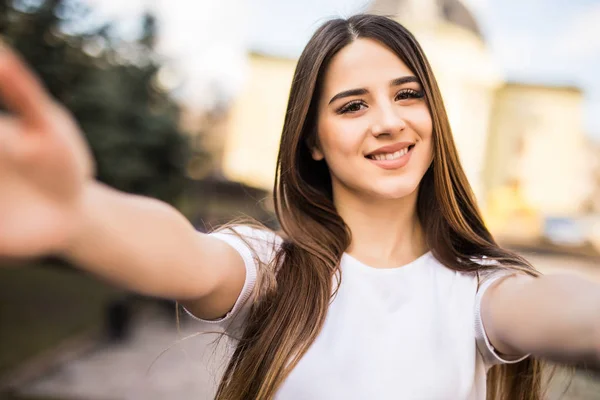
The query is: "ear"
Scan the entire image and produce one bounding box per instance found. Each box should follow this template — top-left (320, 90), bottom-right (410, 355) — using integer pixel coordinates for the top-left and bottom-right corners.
top-left (311, 145), bottom-right (324, 161)
top-left (306, 133), bottom-right (324, 161)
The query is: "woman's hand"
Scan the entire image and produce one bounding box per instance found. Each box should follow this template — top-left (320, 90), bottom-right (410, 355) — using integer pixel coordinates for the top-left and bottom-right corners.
top-left (0, 40), bottom-right (250, 315)
top-left (0, 40), bottom-right (95, 258)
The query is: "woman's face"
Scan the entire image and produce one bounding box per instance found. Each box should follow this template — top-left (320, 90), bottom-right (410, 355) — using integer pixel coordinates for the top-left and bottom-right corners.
top-left (314, 38), bottom-right (433, 202)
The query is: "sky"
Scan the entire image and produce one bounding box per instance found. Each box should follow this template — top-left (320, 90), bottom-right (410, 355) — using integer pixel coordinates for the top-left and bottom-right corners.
top-left (470, 0), bottom-right (600, 141)
top-left (84, 0), bottom-right (600, 140)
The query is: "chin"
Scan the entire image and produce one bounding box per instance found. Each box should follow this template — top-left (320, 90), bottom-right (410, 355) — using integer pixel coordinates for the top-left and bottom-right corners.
top-left (367, 180), bottom-right (421, 200)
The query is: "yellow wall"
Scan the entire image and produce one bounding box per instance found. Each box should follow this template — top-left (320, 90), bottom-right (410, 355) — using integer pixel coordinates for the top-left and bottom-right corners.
top-left (221, 22), bottom-right (503, 203)
top-left (484, 84), bottom-right (592, 217)
top-left (212, 2), bottom-right (597, 245)
top-left (411, 22), bottom-right (503, 204)
top-left (219, 17), bottom-right (593, 236)
top-left (221, 54), bottom-right (296, 190)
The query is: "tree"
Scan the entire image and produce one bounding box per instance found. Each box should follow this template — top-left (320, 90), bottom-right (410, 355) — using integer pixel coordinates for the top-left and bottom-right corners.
top-left (0, 0), bottom-right (191, 204)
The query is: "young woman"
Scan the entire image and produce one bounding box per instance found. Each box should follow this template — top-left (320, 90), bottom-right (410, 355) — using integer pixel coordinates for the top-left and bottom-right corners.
top-left (0, 14), bottom-right (598, 400)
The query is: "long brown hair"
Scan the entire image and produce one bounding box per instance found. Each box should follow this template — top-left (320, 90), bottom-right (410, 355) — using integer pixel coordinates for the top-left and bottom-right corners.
top-left (215, 14), bottom-right (544, 400)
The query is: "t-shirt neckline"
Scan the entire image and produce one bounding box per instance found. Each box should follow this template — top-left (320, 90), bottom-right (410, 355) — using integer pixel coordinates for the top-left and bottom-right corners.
top-left (342, 250), bottom-right (433, 274)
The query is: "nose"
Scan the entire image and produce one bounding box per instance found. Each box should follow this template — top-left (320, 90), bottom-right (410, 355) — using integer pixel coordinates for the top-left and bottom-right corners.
top-left (369, 103), bottom-right (406, 138)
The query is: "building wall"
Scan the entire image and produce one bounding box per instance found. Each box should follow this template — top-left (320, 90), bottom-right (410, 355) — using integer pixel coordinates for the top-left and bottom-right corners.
top-left (221, 54), bottom-right (296, 190)
top-left (484, 84), bottom-right (592, 217)
top-left (220, 21), bottom-right (502, 205)
top-left (414, 22), bottom-right (503, 204)
top-left (216, 7), bottom-right (594, 244)
top-left (587, 142), bottom-right (600, 213)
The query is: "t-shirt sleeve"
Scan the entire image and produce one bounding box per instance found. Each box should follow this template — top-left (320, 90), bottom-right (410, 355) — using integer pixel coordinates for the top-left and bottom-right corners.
top-left (182, 225), bottom-right (281, 332)
top-left (474, 270), bottom-right (530, 368)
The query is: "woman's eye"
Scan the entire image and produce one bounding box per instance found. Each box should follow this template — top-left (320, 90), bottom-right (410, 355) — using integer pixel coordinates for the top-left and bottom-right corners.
top-left (338, 101), bottom-right (366, 114)
top-left (395, 89), bottom-right (425, 101)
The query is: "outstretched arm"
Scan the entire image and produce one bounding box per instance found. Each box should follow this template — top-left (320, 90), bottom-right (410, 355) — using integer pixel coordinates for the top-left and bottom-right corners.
top-left (65, 182), bottom-right (246, 306)
top-left (482, 273), bottom-right (600, 366)
top-left (0, 39), bottom-right (245, 320)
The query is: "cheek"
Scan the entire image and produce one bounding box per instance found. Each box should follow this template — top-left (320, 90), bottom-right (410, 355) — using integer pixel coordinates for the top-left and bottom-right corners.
top-left (410, 109), bottom-right (434, 164)
top-left (318, 119), bottom-right (367, 159)
top-left (412, 109), bottom-right (433, 140)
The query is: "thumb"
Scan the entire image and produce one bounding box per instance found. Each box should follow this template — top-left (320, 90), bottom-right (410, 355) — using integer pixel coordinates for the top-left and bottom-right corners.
top-left (0, 37), bottom-right (55, 129)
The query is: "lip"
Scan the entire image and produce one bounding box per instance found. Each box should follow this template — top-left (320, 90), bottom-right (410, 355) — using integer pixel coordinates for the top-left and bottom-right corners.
top-left (366, 144), bottom-right (415, 170)
top-left (366, 141), bottom-right (414, 157)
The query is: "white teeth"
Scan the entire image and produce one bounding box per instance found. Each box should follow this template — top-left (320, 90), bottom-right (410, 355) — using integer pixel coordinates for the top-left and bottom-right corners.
top-left (371, 147), bottom-right (410, 161)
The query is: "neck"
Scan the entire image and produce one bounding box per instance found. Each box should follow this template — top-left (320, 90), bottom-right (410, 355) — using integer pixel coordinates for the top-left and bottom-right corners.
top-left (334, 186), bottom-right (428, 269)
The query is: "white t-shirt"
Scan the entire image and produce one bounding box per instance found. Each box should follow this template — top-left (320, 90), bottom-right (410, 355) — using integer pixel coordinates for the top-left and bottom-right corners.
top-left (185, 226), bottom-right (529, 400)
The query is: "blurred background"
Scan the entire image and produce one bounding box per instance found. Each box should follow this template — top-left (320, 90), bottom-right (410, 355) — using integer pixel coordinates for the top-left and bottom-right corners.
top-left (0, 0), bottom-right (599, 398)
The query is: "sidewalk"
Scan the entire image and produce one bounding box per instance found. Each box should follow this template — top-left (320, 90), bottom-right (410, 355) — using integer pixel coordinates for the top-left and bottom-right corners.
top-left (17, 306), bottom-right (228, 400)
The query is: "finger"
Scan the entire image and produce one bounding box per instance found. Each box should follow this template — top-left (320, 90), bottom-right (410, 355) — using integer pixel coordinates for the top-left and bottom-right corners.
top-left (0, 37), bottom-right (54, 127)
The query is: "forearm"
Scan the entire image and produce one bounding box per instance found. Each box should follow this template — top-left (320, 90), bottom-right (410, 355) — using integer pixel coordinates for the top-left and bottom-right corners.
top-left (486, 274), bottom-right (600, 366)
top-left (61, 181), bottom-right (211, 300)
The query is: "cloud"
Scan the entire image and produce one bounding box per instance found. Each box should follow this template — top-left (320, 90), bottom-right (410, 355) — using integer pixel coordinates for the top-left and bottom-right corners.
top-left (554, 2), bottom-right (600, 61)
top-left (487, 32), bottom-right (541, 75)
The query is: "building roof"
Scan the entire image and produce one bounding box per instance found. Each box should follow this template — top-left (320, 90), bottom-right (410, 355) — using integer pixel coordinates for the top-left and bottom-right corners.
top-left (369, 0), bottom-right (483, 39)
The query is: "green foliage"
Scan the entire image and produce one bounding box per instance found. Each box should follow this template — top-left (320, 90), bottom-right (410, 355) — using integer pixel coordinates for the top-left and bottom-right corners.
top-left (0, 0), bottom-right (192, 203)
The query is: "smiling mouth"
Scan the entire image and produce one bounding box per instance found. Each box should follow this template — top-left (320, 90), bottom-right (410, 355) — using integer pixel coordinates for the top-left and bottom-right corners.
top-left (366, 144), bottom-right (415, 161)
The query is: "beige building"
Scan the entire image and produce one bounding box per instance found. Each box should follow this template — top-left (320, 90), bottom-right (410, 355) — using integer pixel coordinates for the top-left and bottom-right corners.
top-left (484, 84), bottom-right (591, 216)
top-left (221, 54), bottom-right (297, 190)
top-left (222, 0), bottom-right (503, 204)
top-left (482, 83), bottom-right (598, 241)
top-left (370, 0), bottom-right (503, 204)
top-left (199, 0), bottom-right (597, 243)
top-left (587, 141), bottom-right (600, 214)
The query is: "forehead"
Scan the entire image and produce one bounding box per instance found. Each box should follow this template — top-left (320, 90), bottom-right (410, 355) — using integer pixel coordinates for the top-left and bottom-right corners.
top-left (321, 38), bottom-right (414, 95)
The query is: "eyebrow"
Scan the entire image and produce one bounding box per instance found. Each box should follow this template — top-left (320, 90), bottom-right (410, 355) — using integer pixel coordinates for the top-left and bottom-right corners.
top-left (327, 76), bottom-right (420, 105)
